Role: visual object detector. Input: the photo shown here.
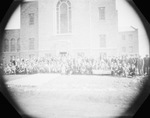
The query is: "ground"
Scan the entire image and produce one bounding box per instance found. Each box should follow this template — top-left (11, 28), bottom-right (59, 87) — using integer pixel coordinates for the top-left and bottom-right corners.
top-left (2, 74), bottom-right (149, 118)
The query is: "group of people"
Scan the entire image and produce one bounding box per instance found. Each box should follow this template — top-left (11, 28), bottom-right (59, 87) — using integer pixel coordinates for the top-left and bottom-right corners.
top-left (1, 54), bottom-right (150, 77)
top-left (110, 55), bottom-right (149, 77)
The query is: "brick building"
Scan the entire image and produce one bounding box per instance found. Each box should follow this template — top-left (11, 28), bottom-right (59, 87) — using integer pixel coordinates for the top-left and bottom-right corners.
top-left (2, 0), bottom-right (139, 63)
top-left (118, 26), bottom-right (139, 56)
top-left (2, 29), bottom-right (20, 64)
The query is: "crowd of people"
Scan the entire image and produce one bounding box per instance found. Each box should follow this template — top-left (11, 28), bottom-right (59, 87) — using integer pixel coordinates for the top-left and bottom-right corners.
top-left (1, 54), bottom-right (150, 78)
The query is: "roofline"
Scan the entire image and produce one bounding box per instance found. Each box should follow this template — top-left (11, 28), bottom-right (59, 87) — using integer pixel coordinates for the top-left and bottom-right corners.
top-left (4, 29), bottom-right (20, 31)
top-left (130, 26), bottom-right (138, 30)
top-left (118, 26), bottom-right (138, 32)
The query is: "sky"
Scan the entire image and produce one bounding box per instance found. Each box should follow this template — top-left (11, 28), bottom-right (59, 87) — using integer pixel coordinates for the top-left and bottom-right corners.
top-left (5, 0), bottom-right (150, 57)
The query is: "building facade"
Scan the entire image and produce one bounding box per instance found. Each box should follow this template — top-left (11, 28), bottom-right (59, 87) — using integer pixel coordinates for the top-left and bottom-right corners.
top-left (2, 0), bottom-right (139, 63)
top-left (118, 26), bottom-right (139, 56)
top-left (2, 29), bottom-right (20, 64)
top-left (20, 0), bottom-right (118, 58)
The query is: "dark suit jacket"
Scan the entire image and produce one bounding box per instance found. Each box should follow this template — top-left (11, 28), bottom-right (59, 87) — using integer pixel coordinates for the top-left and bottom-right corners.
top-left (144, 57), bottom-right (149, 67)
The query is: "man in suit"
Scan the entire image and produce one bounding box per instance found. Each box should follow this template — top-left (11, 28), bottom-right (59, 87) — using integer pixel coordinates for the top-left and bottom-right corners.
top-left (128, 55), bottom-right (134, 66)
top-left (143, 55), bottom-right (149, 75)
top-left (137, 55), bottom-right (144, 76)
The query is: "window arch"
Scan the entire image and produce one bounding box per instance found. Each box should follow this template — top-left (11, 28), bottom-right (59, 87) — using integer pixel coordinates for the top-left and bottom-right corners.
top-left (10, 38), bottom-right (15, 52)
top-left (17, 38), bottom-right (20, 52)
top-left (3, 39), bottom-right (9, 52)
top-left (56, 0), bottom-right (71, 34)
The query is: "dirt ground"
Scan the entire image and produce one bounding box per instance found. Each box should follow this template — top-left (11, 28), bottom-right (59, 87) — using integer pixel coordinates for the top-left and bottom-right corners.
top-left (3, 74), bottom-right (149, 118)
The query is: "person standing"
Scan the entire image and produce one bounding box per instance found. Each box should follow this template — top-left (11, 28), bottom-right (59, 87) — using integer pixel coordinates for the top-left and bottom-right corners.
top-left (128, 64), bottom-right (136, 77)
top-left (137, 55), bottom-right (144, 76)
top-left (143, 55), bottom-right (149, 75)
top-left (133, 54), bottom-right (138, 75)
top-left (148, 55), bottom-right (150, 75)
top-left (128, 55), bottom-right (134, 67)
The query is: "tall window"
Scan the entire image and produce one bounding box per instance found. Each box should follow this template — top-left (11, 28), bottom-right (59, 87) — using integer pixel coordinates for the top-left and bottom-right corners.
top-left (129, 34), bottom-right (133, 40)
top-left (17, 38), bottom-right (20, 52)
top-left (99, 35), bottom-right (106, 48)
top-left (99, 7), bottom-right (105, 20)
top-left (3, 39), bottom-right (9, 52)
top-left (29, 13), bottom-right (34, 25)
top-left (57, 0), bottom-right (71, 34)
top-left (10, 38), bottom-right (15, 52)
top-left (129, 46), bottom-right (133, 53)
top-left (29, 38), bottom-right (34, 50)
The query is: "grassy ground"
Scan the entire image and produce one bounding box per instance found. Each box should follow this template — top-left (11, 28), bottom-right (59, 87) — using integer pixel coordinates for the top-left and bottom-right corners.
top-left (3, 74), bottom-right (149, 118)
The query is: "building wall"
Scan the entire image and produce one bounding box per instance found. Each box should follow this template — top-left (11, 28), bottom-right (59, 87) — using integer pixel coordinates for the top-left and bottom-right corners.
top-left (20, 1), bottom-right (39, 58)
top-left (37, 0), bottom-right (118, 57)
top-left (2, 0), bottom-right (120, 63)
top-left (2, 29), bottom-right (20, 63)
top-left (118, 29), bottom-right (139, 56)
top-left (90, 0), bottom-right (118, 57)
top-left (37, 0), bottom-right (91, 56)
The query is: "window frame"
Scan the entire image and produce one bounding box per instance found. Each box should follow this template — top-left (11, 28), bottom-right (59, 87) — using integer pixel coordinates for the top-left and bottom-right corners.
top-left (129, 46), bottom-right (133, 53)
top-left (17, 38), bottom-right (20, 52)
top-left (3, 38), bottom-right (9, 52)
top-left (99, 7), bottom-right (105, 20)
top-left (129, 34), bottom-right (133, 40)
top-left (10, 38), bottom-right (15, 52)
top-left (56, 0), bottom-right (72, 34)
top-left (29, 13), bottom-right (35, 25)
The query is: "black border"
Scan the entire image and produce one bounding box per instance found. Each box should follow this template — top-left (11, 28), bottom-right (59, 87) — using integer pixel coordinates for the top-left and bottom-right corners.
top-left (0, 0), bottom-right (150, 118)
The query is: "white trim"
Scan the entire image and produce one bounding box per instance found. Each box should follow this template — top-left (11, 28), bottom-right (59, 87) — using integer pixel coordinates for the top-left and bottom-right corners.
top-left (56, 0), bottom-right (72, 34)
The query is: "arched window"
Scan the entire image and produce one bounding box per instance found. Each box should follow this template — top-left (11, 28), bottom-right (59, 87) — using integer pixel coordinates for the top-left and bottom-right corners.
top-left (29, 38), bottom-right (34, 50)
top-left (17, 38), bottom-right (20, 52)
top-left (3, 39), bottom-right (9, 52)
top-left (56, 0), bottom-right (71, 34)
top-left (10, 38), bottom-right (15, 52)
